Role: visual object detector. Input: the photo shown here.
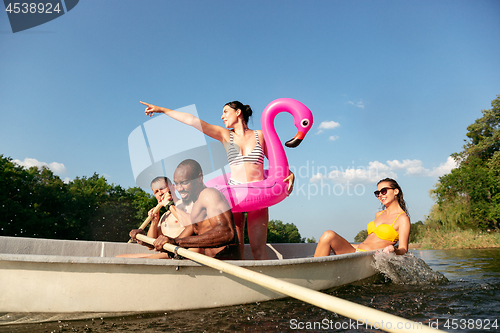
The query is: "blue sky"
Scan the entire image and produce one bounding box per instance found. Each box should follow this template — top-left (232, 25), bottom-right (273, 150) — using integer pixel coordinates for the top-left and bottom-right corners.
top-left (1, 0), bottom-right (499, 241)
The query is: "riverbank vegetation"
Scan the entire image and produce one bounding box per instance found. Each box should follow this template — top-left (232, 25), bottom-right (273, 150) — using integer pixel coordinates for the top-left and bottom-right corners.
top-left (0, 155), bottom-right (305, 243)
top-left (421, 95), bottom-right (499, 248)
top-left (417, 228), bottom-right (500, 249)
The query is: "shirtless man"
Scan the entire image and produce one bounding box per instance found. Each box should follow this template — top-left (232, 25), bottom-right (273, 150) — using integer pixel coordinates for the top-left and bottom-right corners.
top-left (131, 159), bottom-right (242, 260)
top-left (117, 176), bottom-right (196, 259)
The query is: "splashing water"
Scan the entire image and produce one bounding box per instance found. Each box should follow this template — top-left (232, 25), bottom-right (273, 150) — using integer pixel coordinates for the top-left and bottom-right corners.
top-left (372, 251), bottom-right (449, 285)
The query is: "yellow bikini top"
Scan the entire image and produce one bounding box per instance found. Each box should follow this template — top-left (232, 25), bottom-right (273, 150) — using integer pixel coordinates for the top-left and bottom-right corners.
top-left (366, 211), bottom-right (403, 242)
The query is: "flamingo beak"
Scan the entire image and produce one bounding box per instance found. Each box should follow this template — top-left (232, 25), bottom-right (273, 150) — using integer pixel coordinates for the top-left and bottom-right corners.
top-left (285, 131), bottom-right (305, 148)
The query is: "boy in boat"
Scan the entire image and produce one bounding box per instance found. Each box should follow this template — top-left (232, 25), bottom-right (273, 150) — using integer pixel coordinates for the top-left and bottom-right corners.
top-left (130, 159), bottom-right (242, 260)
top-left (117, 176), bottom-right (201, 259)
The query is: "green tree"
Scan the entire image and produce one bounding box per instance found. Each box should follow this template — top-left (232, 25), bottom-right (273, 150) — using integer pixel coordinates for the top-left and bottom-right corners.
top-left (127, 186), bottom-right (158, 222)
top-left (24, 165), bottom-right (70, 239)
top-left (267, 220), bottom-right (304, 243)
top-left (243, 219), bottom-right (305, 243)
top-left (88, 184), bottom-right (146, 242)
top-left (66, 173), bottom-right (109, 239)
top-left (409, 221), bottom-right (424, 243)
top-left (67, 175), bottom-right (156, 241)
top-left (354, 229), bottom-right (368, 242)
top-left (0, 156), bottom-right (36, 237)
top-left (0, 156), bottom-right (71, 239)
top-left (458, 96), bottom-right (500, 162)
top-left (0, 155), bottom-right (156, 242)
top-left (306, 237), bottom-right (316, 243)
top-left (429, 95), bottom-right (500, 231)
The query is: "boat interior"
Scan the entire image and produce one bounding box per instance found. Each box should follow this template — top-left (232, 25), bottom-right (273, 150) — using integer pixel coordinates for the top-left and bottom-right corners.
top-left (0, 236), bottom-right (318, 261)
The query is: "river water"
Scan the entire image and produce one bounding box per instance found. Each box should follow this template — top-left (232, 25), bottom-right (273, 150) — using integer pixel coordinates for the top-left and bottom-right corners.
top-left (1, 249), bottom-right (499, 333)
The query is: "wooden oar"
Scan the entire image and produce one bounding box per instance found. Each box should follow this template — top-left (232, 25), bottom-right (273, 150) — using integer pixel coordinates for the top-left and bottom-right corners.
top-left (127, 200), bottom-right (174, 243)
top-left (135, 233), bottom-right (444, 333)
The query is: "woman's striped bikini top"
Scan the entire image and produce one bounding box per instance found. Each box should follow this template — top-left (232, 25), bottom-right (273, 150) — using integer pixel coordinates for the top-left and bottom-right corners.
top-left (227, 130), bottom-right (265, 166)
top-left (366, 211), bottom-right (403, 242)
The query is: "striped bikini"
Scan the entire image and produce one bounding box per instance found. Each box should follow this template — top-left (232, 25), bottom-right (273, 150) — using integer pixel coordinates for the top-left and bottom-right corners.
top-left (227, 130), bottom-right (265, 185)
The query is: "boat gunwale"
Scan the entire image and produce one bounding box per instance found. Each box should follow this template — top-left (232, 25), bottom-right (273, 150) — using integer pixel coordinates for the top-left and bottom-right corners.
top-left (0, 250), bottom-right (375, 268)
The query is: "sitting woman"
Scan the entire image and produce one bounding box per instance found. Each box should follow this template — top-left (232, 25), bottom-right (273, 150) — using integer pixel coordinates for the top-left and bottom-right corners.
top-left (314, 178), bottom-right (410, 257)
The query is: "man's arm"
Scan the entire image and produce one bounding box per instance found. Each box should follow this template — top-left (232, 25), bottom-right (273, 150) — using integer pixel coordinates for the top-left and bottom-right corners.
top-left (176, 224), bottom-right (195, 238)
top-left (153, 188), bottom-right (236, 250)
top-left (146, 211), bottom-right (161, 239)
top-left (175, 210), bottom-right (235, 248)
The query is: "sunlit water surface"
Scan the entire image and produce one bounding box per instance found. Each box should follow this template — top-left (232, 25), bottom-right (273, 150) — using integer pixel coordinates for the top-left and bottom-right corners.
top-left (1, 249), bottom-right (499, 333)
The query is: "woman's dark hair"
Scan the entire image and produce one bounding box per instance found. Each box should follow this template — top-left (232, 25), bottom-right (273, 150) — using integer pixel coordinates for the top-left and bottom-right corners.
top-left (225, 101), bottom-right (253, 124)
top-left (377, 178), bottom-right (410, 218)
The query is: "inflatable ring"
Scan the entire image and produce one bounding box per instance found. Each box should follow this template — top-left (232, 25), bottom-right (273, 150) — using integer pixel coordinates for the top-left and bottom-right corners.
top-left (205, 98), bottom-right (313, 212)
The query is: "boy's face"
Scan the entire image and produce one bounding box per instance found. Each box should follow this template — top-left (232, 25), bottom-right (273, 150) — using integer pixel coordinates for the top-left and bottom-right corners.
top-left (151, 179), bottom-right (171, 203)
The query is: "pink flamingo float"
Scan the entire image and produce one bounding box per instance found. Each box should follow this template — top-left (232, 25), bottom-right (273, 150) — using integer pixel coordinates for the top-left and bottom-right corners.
top-left (205, 98), bottom-right (313, 212)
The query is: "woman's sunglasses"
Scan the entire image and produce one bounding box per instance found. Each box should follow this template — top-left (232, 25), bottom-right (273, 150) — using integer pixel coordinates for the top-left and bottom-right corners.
top-left (374, 187), bottom-right (395, 197)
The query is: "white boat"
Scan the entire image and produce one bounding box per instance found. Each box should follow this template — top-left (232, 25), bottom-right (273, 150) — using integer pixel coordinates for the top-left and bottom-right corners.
top-left (0, 235), bottom-right (376, 315)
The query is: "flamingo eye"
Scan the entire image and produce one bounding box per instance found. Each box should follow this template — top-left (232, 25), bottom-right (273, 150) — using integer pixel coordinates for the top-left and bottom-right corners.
top-left (300, 119), bottom-right (310, 128)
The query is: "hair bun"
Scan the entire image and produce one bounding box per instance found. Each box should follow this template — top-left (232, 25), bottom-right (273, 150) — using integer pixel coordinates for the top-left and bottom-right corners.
top-left (244, 105), bottom-right (253, 117)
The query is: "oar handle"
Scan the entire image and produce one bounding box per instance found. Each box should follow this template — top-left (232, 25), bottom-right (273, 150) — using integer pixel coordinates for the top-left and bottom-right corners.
top-left (139, 200), bottom-right (174, 230)
top-left (127, 200), bottom-right (174, 243)
top-left (135, 233), bottom-right (445, 333)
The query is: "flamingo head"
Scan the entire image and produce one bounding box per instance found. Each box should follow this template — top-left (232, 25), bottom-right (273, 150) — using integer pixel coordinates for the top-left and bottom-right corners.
top-left (283, 100), bottom-right (314, 148)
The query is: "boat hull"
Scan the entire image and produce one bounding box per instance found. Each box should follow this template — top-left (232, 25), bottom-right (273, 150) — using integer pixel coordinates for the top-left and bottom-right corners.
top-left (0, 236), bottom-right (376, 314)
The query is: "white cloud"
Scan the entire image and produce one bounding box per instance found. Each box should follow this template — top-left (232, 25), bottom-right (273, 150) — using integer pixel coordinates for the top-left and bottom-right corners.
top-left (368, 160), bottom-right (392, 173)
top-left (387, 157), bottom-right (458, 177)
top-left (316, 120), bottom-right (340, 135)
top-left (328, 135), bottom-right (339, 141)
top-left (387, 159), bottom-right (427, 176)
top-left (328, 161), bottom-right (397, 184)
top-left (319, 121), bottom-right (340, 130)
top-left (308, 157), bottom-right (458, 184)
top-left (310, 173), bottom-right (327, 182)
top-left (13, 157), bottom-right (68, 175)
top-left (428, 156), bottom-right (458, 177)
top-left (347, 100), bottom-right (365, 109)
top-left (309, 161), bottom-right (397, 184)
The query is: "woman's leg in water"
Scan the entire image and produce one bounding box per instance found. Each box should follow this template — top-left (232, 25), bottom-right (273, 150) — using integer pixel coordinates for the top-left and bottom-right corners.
top-left (247, 207), bottom-right (270, 260)
top-left (314, 230), bottom-right (355, 257)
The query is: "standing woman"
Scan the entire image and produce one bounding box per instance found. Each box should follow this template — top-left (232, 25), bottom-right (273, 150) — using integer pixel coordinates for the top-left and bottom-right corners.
top-left (141, 100), bottom-right (294, 260)
top-left (314, 178), bottom-right (410, 257)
